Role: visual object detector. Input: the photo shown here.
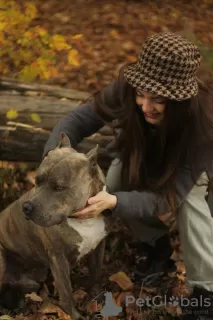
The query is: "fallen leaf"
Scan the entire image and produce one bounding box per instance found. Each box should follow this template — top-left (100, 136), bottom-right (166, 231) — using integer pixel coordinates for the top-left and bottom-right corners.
top-left (73, 289), bottom-right (88, 300)
top-left (68, 49), bottom-right (80, 66)
top-left (176, 273), bottom-right (185, 282)
top-left (0, 316), bottom-right (13, 320)
top-left (25, 292), bottom-right (43, 302)
top-left (72, 34), bottom-right (83, 40)
top-left (31, 113), bottom-right (41, 123)
top-left (6, 109), bottom-right (18, 120)
top-left (87, 301), bottom-right (102, 313)
top-left (109, 271), bottom-right (133, 290)
top-left (110, 30), bottom-right (120, 39)
top-left (176, 262), bottom-right (186, 273)
top-left (51, 35), bottom-right (71, 51)
top-left (39, 300), bottom-right (71, 320)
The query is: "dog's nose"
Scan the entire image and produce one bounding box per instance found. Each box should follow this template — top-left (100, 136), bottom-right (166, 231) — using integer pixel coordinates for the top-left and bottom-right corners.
top-left (23, 201), bottom-right (34, 219)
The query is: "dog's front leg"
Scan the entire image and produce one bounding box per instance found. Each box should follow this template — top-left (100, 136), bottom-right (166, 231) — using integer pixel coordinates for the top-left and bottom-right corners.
top-left (49, 255), bottom-right (85, 320)
top-left (87, 239), bottom-right (105, 295)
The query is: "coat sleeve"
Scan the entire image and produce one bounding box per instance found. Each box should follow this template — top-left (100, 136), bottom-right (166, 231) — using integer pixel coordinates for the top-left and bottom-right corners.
top-left (110, 159), bottom-right (206, 225)
top-left (42, 80), bottom-right (120, 158)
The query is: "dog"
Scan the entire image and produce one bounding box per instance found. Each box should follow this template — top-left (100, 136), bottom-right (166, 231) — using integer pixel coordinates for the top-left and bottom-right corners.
top-left (0, 132), bottom-right (114, 320)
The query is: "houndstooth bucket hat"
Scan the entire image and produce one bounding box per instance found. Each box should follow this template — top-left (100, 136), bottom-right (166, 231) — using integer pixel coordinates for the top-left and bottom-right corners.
top-left (123, 32), bottom-right (201, 101)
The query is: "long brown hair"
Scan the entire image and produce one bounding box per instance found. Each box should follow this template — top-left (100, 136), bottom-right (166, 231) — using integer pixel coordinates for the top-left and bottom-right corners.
top-left (92, 65), bottom-right (213, 212)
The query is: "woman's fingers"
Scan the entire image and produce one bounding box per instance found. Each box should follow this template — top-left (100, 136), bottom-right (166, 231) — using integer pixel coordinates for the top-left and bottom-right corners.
top-left (72, 203), bottom-right (101, 217)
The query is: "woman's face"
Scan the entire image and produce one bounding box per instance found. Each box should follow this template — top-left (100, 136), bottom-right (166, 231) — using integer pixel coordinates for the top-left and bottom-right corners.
top-left (136, 89), bottom-right (166, 125)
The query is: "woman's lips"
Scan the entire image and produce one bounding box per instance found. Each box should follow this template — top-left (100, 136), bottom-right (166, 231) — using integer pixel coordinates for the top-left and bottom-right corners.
top-left (144, 112), bottom-right (160, 119)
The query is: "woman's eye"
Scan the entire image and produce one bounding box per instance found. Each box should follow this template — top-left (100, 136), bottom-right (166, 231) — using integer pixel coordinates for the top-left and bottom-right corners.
top-left (137, 92), bottom-right (143, 97)
top-left (155, 99), bottom-right (165, 104)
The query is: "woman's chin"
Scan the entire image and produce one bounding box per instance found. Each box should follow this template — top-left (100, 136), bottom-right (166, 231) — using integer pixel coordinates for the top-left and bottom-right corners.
top-left (145, 116), bottom-right (162, 125)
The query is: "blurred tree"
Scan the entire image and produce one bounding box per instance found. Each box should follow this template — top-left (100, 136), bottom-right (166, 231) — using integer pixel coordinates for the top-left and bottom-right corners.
top-left (0, 0), bottom-right (81, 82)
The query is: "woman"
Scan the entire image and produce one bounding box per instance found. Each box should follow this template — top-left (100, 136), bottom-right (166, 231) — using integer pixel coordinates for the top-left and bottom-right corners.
top-left (43, 32), bottom-right (213, 319)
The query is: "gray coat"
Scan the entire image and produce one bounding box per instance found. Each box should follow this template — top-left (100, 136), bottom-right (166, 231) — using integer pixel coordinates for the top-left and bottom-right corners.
top-left (43, 81), bottom-right (213, 227)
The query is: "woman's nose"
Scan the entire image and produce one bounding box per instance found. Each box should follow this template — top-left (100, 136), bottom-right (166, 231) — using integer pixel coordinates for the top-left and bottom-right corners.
top-left (140, 99), bottom-right (153, 113)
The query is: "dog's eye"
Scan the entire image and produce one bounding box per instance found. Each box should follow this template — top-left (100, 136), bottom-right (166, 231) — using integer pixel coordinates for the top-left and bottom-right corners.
top-left (54, 185), bottom-right (64, 191)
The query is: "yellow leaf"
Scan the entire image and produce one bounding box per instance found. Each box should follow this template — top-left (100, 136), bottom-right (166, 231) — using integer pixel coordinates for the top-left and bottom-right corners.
top-left (68, 49), bottom-right (79, 66)
top-left (23, 30), bottom-right (36, 40)
top-left (109, 271), bottom-right (133, 290)
top-left (72, 34), bottom-right (83, 40)
top-left (31, 113), bottom-right (41, 123)
top-left (51, 34), bottom-right (71, 51)
top-left (34, 26), bottom-right (47, 37)
top-left (0, 22), bottom-right (6, 31)
top-left (19, 65), bottom-right (38, 82)
top-left (24, 3), bottom-right (37, 20)
top-left (6, 109), bottom-right (18, 120)
top-left (34, 58), bottom-right (50, 79)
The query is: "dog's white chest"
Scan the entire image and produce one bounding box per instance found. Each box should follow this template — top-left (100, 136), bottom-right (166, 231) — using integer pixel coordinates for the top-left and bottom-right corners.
top-left (67, 216), bottom-right (106, 259)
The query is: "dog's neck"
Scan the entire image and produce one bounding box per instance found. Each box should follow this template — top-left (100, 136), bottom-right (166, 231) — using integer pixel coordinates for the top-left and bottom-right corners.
top-left (68, 184), bottom-right (107, 218)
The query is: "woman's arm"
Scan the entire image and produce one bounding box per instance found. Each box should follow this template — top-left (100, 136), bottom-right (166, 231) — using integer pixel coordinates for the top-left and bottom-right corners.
top-left (111, 161), bottom-right (205, 224)
top-left (42, 80), bottom-right (120, 158)
top-left (73, 158), bottom-right (207, 228)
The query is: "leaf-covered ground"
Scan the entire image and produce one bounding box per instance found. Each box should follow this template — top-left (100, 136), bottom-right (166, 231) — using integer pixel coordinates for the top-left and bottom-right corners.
top-left (0, 0), bottom-right (213, 319)
top-left (32, 0), bottom-right (213, 92)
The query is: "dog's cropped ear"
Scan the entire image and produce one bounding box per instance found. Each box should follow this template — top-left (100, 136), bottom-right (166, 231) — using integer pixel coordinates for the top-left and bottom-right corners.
top-left (86, 144), bottom-right (99, 174)
top-left (57, 132), bottom-right (71, 148)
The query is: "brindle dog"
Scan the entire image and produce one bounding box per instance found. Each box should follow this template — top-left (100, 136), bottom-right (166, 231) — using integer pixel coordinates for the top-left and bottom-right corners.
top-left (0, 133), bottom-right (114, 320)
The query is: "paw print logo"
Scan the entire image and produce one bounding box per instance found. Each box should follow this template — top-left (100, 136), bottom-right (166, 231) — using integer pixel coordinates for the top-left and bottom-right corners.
top-left (168, 296), bottom-right (179, 307)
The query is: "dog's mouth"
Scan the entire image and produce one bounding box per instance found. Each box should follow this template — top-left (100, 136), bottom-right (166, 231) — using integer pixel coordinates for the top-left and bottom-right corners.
top-left (23, 200), bottom-right (68, 227)
top-left (27, 212), bottom-right (67, 228)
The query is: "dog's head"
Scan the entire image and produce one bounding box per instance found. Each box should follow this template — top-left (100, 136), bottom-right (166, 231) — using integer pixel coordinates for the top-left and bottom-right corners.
top-left (22, 132), bottom-right (106, 227)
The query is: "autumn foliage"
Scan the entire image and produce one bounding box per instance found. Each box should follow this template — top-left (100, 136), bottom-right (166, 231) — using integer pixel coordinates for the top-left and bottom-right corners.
top-left (0, 0), bottom-right (81, 82)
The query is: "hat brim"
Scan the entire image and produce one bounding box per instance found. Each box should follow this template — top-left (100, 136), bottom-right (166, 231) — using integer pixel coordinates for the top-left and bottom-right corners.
top-left (124, 63), bottom-right (198, 101)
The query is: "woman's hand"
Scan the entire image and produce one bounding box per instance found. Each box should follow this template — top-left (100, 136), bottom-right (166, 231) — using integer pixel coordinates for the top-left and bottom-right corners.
top-left (72, 191), bottom-right (117, 219)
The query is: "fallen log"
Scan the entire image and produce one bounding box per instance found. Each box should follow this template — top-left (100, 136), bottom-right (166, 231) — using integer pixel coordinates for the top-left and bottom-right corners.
top-left (0, 94), bottom-right (83, 130)
top-left (0, 76), bottom-right (89, 101)
top-left (0, 122), bottom-right (115, 169)
top-left (0, 77), bottom-right (115, 169)
top-left (0, 76), bottom-right (91, 130)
